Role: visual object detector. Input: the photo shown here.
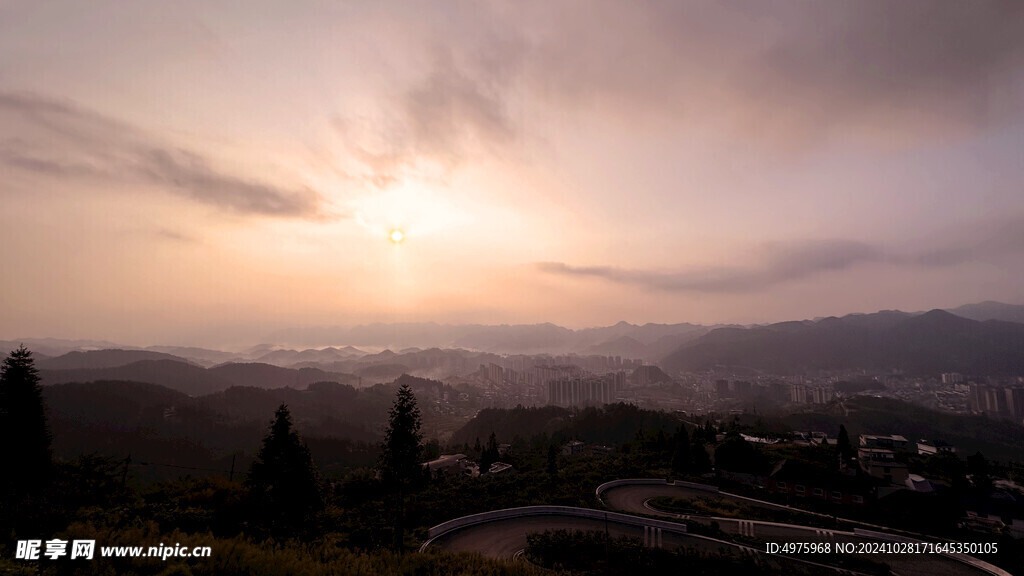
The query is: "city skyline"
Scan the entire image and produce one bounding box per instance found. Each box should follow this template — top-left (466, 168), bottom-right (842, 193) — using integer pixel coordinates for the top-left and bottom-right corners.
top-left (2, 1), bottom-right (1024, 347)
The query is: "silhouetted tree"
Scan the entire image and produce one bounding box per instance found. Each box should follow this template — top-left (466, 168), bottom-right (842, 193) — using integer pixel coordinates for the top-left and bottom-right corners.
top-left (378, 384), bottom-right (423, 550)
top-left (671, 425), bottom-right (690, 474)
top-left (0, 345), bottom-right (52, 534)
top-left (546, 444), bottom-right (559, 475)
top-left (930, 451), bottom-right (969, 492)
top-left (655, 429), bottom-right (668, 453)
top-left (714, 433), bottom-right (769, 475)
top-left (837, 424), bottom-right (855, 463)
top-left (246, 404), bottom-right (322, 538)
top-left (423, 438), bottom-right (440, 461)
top-left (479, 432), bottom-right (500, 474)
top-left (967, 451), bottom-right (993, 494)
top-left (700, 420), bottom-right (717, 442)
top-left (690, 438), bottom-right (711, 474)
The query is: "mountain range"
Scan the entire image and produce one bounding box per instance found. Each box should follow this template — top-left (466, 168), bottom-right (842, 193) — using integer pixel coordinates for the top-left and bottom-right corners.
top-left (661, 308), bottom-right (1024, 376)
top-left (6, 301), bottom-right (1024, 377)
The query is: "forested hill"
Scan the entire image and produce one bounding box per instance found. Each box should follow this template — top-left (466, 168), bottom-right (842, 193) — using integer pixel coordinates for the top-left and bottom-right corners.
top-left (781, 396), bottom-right (1024, 462)
top-left (451, 403), bottom-right (682, 447)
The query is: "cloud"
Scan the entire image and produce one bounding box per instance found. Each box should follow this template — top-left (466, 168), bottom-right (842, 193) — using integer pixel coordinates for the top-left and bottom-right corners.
top-left (153, 227), bottom-right (197, 243)
top-left (434, 1), bottom-right (1024, 148)
top-left (327, 2), bottom-right (1024, 187)
top-left (539, 219), bottom-right (1024, 293)
top-left (538, 240), bottom-right (883, 293)
top-left (333, 47), bottom-right (515, 188)
top-left (0, 92), bottom-right (322, 218)
top-left (910, 216), bottom-right (1024, 267)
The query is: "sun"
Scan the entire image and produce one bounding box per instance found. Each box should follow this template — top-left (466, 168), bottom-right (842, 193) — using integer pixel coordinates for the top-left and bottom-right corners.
top-left (389, 229), bottom-right (405, 244)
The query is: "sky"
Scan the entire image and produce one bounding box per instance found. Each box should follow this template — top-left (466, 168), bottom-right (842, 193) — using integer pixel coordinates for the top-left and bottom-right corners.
top-left (1, 0), bottom-right (1023, 347)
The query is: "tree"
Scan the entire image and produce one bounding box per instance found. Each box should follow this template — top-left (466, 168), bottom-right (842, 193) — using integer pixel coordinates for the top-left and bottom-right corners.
top-left (246, 404), bottom-right (321, 538)
top-left (671, 425), bottom-right (690, 474)
top-left (714, 433), bottom-right (769, 475)
top-left (967, 451), bottom-right (993, 495)
top-left (378, 384), bottom-right (423, 550)
top-left (655, 429), bottom-right (668, 453)
top-left (690, 438), bottom-right (712, 474)
top-left (423, 438), bottom-right (441, 461)
top-left (479, 432), bottom-right (500, 474)
top-left (546, 444), bottom-right (559, 476)
top-left (837, 424), bottom-right (854, 462)
top-left (0, 346), bottom-right (52, 516)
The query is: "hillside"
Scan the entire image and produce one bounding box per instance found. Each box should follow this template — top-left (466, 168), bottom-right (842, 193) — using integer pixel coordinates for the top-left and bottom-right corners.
top-left (208, 362), bottom-right (358, 389)
top-left (451, 403), bottom-right (682, 447)
top-left (660, 309), bottom-right (1024, 376)
top-left (781, 396), bottom-right (1024, 462)
top-left (946, 301), bottom-right (1024, 324)
top-left (41, 359), bottom-right (235, 396)
top-left (41, 380), bottom-right (384, 482)
top-left (37, 348), bottom-right (193, 370)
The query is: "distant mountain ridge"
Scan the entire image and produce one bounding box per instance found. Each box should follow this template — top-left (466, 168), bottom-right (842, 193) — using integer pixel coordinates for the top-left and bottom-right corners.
top-left (945, 301), bottom-right (1024, 324)
top-left (37, 349), bottom-right (194, 370)
top-left (40, 360), bottom-right (235, 396)
top-left (660, 308), bottom-right (1024, 376)
top-left (264, 321), bottom-right (719, 358)
top-left (6, 300), bottom-right (1023, 368)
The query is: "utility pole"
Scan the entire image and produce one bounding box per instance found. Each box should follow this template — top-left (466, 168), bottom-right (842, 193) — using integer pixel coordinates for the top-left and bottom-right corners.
top-left (229, 453), bottom-right (237, 482)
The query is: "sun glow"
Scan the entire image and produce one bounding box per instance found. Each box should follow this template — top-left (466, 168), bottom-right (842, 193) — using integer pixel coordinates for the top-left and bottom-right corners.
top-left (353, 184), bottom-right (470, 242)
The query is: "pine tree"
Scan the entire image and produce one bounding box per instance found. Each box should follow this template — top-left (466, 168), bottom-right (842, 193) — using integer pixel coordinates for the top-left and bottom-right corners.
top-left (246, 404), bottom-right (321, 537)
top-left (0, 345), bottom-right (52, 498)
top-left (690, 438), bottom-right (712, 474)
top-left (379, 384), bottom-right (423, 550)
top-left (479, 432), bottom-right (500, 474)
top-left (671, 424), bottom-right (690, 474)
top-left (0, 345), bottom-right (52, 536)
top-left (837, 424), bottom-right (854, 462)
top-left (546, 444), bottom-right (559, 476)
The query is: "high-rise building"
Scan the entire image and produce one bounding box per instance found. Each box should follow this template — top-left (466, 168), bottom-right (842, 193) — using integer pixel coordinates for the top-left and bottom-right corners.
top-left (547, 374), bottom-right (616, 407)
top-left (941, 373), bottom-right (964, 385)
top-left (973, 383), bottom-right (1024, 422)
top-left (715, 379), bottom-right (730, 398)
top-left (733, 380), bottom-right (752, 397)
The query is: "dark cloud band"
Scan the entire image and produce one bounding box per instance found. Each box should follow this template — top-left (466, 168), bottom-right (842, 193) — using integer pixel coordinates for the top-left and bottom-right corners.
top-left (0, 92), bottom-right (322, 219)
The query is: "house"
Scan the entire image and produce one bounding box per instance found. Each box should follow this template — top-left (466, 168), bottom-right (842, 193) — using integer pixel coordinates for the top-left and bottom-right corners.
top-left (917, 439), bottom-right (957, 456)
top-left (858, 447), bottom-right (909, 485)
top-left (562, 440), bottom-right (585, 456)
top-left (767, 459), bottom-right (878, 506)
top-left (860, 434), bottom-right (911, 452)
top-left (424, 454), bottom-right (469, 477)
top-left (905, 474), bottom-right (935, 493)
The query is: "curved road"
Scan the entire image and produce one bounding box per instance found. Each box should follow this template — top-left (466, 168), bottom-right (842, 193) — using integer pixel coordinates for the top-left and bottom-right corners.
top-left (425, 482), bottom-right (1005, 576)
top-left (428, 514), bottom-right (706, 559)
top-left (601, 483), bottom-right (998, 576)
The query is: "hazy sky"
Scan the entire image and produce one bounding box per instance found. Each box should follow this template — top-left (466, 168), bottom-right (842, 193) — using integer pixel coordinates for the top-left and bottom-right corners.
top-left (2, 1), bottom-right (1023, 347)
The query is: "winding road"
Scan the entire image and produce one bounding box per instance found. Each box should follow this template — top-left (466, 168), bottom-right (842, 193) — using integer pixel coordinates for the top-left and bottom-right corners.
top-left (427, 514), bottom-right (701, 558)
top-left (600, 482), bottom-right (1001, 576)
top-left (423, 479), bottom-right (1011, 576)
